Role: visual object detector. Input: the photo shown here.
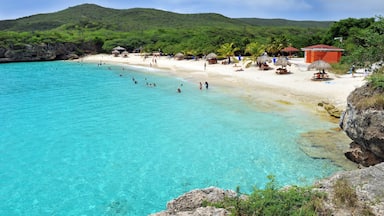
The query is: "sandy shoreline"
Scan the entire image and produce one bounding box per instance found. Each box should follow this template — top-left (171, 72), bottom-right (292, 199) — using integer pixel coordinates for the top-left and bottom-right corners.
top-left (78, 53), bottom-right (366, 110)
top-left (77, 53), bottom-right (362, 169)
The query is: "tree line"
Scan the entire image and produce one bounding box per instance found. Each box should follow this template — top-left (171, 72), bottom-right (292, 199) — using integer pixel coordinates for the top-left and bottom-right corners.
top-left (0, 16), bottom-right (383, 68)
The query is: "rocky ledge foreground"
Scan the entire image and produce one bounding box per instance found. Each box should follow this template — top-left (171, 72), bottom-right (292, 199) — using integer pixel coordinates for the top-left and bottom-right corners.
top-left (151, 163), bottom-right (384, 216)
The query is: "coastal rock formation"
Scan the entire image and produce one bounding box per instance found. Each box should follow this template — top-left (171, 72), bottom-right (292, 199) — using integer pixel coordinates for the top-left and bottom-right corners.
top-left (152, 164), bottom-right (384, 215)
top-left (150, 187), bottom-right (237, 216)
top-left (318, 101), bottom-right (343, 118)
top-left (340, 83), bottom-right (384, 166)
top-left (316, 162), bottom-right (384, 215)
top-left (0, 42), bottom-right (100, 63)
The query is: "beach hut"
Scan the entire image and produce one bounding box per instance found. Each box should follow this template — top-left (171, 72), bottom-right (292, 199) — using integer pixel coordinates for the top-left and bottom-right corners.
top-left (174, 52), bottom-right (184, 60)
top-left (206, 53), bottom-right (218, 64)
top-left (301, 44), bottom-right (344, 63)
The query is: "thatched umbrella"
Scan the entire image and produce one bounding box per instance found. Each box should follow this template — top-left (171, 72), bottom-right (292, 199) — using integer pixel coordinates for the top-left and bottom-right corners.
top-left (206, 53), bottom-right (218, 64)
top-left (122, 51), bottom-right (129, 57)
top-left (113, 46), bottom-right (126, 52)
top-left (257, 54), bottom-right (271, 63)
top-left (206, 53), bottom-right (217, 59)
top-left (174, 52), bottom-right (184, 60)
top-left (275, 57), bottom-right (291, 68)
top-left (112, 49), bottom-right (120, 57)
top-left (307, 60), bottom-right (331, 72)
top-left (281, 46), bottom-right (299, 56)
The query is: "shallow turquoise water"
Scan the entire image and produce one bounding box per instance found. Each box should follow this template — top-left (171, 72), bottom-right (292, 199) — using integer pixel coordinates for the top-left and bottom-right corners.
top-left (0, 61), bottom-right (342, 215)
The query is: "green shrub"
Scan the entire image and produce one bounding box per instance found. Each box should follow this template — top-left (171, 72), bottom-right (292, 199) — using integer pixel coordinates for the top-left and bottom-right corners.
top-left (331, 63), bottom-right (350, 75)
top-left (367, 72), bottom-right (384, 89)
top-left (205, 175), bottom-right (326, 216)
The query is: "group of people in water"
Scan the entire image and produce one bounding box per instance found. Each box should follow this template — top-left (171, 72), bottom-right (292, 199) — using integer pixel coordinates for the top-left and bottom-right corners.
top-left (115, 64), bottom-right (210, 94)
top-left (178, 81), bottom-right (208, 93)
top-left (120, 72), bottom-right (209, 94)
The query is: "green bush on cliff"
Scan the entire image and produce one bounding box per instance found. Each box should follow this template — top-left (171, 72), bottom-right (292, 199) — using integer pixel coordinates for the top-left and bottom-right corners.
top-left (204, 175), bottom-right (327, 216)
top-left (367, 67), bottom-right (384, 89)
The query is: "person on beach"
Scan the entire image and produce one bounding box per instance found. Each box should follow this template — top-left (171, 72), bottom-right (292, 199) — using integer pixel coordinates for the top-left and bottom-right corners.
top-left (204, 62), bottom-right (206, 71)
top-left (205, 81), bottom-right (209, 89)
top-left (199, 82), bottom-right (203, 90)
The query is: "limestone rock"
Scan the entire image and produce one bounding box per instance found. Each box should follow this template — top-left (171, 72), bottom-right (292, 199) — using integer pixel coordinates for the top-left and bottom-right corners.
top-left (151, 206), bottom-right (229, 216)
top-left (316, 162), bottom-right (384, 215)
top-left (150, 187), bottom-right (236, 216)
top-left (318, 101), bottom-right (343, 118)
top-left (344, 142), bottom-right (383, 167)
top-left (0, 41), bottom-right (99, 63)
top-left (340, 83), bottom-right (384, 166)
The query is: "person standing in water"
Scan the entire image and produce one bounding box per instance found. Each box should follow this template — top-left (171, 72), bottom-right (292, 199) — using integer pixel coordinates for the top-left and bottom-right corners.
top-left (205, 81), bottom-right (209, 89)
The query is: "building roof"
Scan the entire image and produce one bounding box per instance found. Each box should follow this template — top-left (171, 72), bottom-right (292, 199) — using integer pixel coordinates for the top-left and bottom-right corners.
top-left (301, 44), bottom-right (344, 52)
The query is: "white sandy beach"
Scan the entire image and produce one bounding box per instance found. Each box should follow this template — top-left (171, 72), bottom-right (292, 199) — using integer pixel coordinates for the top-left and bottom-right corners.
top-left (78, 53), bottom-right (367, 111)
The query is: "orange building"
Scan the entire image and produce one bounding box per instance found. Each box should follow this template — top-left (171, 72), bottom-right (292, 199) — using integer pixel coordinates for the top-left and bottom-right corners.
top-left (301, 44), bottom-right (344, 63)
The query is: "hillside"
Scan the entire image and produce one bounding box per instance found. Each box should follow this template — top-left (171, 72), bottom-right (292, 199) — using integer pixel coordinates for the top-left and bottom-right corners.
top-left (0, 3), bottom-right (331, 32)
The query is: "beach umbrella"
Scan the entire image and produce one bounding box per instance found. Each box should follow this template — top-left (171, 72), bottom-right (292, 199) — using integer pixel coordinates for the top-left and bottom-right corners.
top-left (206, 52), bottom-right (218, 64)
top-left (281, 46), bottom-right (299, 56)
top-left (275, 57), bottom-right (291, 68)
top-left (174, 52), bottom-right (184, 60)
top-left (113, 46), bottom-right (126, 51)
top-left (112, 49), bottom-right (120, 57)
top-left (206, 53), bottom-right (217, 60)
top-left (122, 51), bottom-right (129, 57)
top-left (257, 54), bottom-right (271, 63)
top-left (307, 60), bottom-right (331, 71)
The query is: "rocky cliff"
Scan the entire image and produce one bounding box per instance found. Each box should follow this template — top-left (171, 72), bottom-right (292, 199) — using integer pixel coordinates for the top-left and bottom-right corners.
top-left (0, 42), bottom-right (101, 63)
top-left (340, 83), bottom-right (384, 167)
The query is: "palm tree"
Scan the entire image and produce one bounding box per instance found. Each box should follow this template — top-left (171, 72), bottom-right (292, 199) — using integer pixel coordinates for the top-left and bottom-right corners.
top-left (266, 36), bottom-right (288, 56)
top-left (244, 42), bottom-right (266, 65)
top-left (217, 42), bottom-right (239, 64)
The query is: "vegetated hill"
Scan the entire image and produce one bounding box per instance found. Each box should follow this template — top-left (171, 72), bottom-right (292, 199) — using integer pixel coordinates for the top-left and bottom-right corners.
top-left (0, 3), bottom-right (331, 32)
top-left (237, 18), bottom-right (333, 28)
top-left (0, 4), bottom-right (251, 32)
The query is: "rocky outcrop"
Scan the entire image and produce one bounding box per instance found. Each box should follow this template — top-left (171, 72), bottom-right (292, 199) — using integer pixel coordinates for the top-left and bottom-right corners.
top-left (340, 83), bottom-right (384, 166)
top-left (0, 41), bottom-right (101, 63)
top-left (152, 164), bottom-right (384, 216)
top-left (316, 162), bottom-right (384, 215)
top-left (318, 101), bottom-right (343, 118)
top-left (150, 187), bottom-right (238, 216)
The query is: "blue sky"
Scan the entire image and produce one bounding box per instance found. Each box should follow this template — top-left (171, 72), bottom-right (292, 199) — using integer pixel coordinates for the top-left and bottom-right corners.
top-left (0, 0), bottom-right (382, 21)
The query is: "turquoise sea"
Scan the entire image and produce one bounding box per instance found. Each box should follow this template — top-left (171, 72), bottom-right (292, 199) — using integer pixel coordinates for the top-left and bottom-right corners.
top-left (0, 61), bottom-right (343, 215)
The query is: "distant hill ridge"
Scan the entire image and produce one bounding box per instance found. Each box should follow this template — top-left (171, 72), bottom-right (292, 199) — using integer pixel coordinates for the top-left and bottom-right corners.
top-left (0, 3), bottom-right (333, 32)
